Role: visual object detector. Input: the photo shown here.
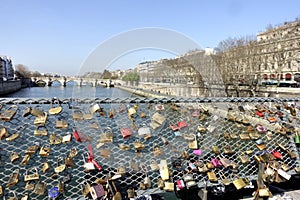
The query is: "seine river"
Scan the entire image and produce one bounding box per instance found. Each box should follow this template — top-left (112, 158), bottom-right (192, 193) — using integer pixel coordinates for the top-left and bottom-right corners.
top-left (2, 86), bottom-right (135, 98)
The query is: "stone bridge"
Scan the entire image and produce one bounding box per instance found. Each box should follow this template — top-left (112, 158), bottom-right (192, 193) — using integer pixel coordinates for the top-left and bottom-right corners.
top-left (31, 76), bottom-right (123, 87)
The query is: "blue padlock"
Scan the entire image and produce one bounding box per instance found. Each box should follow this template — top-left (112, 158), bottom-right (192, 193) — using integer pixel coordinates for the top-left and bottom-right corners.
top-left (48, 187), bottom-right (60, 199)
top-left (174, 131), bottom-right (182, 137)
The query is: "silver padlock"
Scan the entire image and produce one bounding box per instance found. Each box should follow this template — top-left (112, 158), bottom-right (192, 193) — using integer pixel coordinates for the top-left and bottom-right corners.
top-left (198, 181), bottom-right (208, 200)
top-left (138, 124), bottom-right (151, 137)
top-left (90, 103), bottom-right (100, 114)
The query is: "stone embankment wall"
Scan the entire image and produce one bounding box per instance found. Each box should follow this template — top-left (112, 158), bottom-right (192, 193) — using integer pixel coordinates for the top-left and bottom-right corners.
top-left (0, 80), bottom-right (21, 95)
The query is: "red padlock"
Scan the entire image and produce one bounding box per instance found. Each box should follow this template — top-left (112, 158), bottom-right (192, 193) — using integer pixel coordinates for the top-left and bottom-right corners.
top-left (256, 111), bottom-right (264, 117)
top-left (73, 128), bottom-right (81, 142)
top-left (272, 150), bottom-right (283, 160)
top-left (176, 180), bottom-right (185, 190)
top-left (87, 145), bottom-right (102, 171)
top-left (178, 120), bottom-right (188, 129)
top-left (121, 127), bottom-right (132, 139)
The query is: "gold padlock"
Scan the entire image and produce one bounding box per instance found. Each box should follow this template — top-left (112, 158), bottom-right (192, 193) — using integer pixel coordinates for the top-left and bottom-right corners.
top-left (152, 112), bottom-right (166, 125)
top-left (0, 126), bottom-right (8, 140)
top-left (24, 167), bottom-right (39, 181)
top-left (0, 185), bottom-right (2, 195)
top-left (69, 147), bottom-right (78, 158)
top-left (33, 181), bottom-right (46, 195)
top-left (89, 121), bottom-right (99, 129)
top-left (73, 109), bottom-right (83, 121)
top-left (239, 154), bottom-right (250, 164)
top-left (258, 187), bottom-right (272, 197)
top-left (163, 182), bottom-right (174, 191)
top-left (133, 140), bottom-right (145, 151)
top-left (65, 156), bottom-right (74, 168)
top-left (48, 100), bottom-right (62, 115)
top-left (39, 145), bottom-right (51, 157)
top-left (6, 169), bottom-right (19, 188)
top-left (117, 166), bottom-right (126, 175)
top-left (25, 143), bottom-right (40, 155)
top-left (10, 152), bottom-right (20, 163)
top-left (82, 181), bottom-right (91, 197)
top-left (212, 145), bottom-right (220, 154)
top-left (25, 181), bottom-right (35, 191)
top-left (6, 133), bottom-right (19, 142)
top-left (159, 160), bottom-right (169, 181)
top-left (232, 175), bottom-right (247, 190)
top-left (54, 156), bottom-right (66, 173)
top-left (34, 126), bottom-right (48, 136)
top-left (20, 154), bottom-right (31, 166)
top-left (0, 105), bottom-right (18, 121)
top-left (49, 133), bottom-right (62, 145)
top-left (100, 127), bottom-right (113, 143)
top-left (21, 193), bottom-right (29, 200)
top-left (42, 162), bottom-right (50, 173)
top-left (30, 106), bottom-right (44, 117)
top-left (55, 118), bottom-right (68, 129)
top-left (34, 112), bottom-right (47, 126)
top-left (58, 181), bottom-right (65, 193)
top-left (128, 107), bottom-right (137, 116)
top-left (83, 111), bottom-right (93, 120)
top-left (153, 146), bottom-right (163, 156)
top-left (207, 171), bottom-right (218, 182)
top-left (219, 171), bottom-right (231, 186)
top-left (188, 134), bottom-right (198, 149)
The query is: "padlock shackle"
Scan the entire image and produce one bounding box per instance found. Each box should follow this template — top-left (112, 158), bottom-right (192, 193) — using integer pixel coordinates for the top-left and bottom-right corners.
top-left (87, 144), bottom-right (93, 160)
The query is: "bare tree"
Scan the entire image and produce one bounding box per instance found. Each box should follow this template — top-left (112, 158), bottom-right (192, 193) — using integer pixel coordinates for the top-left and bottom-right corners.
top-left (15, 64), bottom-right (31, 78)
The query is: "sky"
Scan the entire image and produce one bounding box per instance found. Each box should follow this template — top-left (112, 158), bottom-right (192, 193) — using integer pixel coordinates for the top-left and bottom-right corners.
top-left (0, 0), bottom-right (300, 76)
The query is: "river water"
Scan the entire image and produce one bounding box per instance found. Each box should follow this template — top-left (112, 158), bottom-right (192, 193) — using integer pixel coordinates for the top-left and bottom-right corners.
top-left (2, 86), bottom-right (136, 98)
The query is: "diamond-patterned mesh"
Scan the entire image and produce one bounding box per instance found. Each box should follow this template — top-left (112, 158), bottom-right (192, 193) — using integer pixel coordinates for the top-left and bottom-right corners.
top-left (0, 97), bottom-right (299, 199)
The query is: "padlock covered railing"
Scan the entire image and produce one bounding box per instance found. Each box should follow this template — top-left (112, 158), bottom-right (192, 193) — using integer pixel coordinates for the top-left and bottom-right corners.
top-left (0, 97), bottom-right (299, 199)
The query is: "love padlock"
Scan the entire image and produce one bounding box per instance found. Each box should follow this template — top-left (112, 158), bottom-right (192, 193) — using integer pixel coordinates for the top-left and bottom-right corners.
top-left (272, 150), bottom-right (283, 160)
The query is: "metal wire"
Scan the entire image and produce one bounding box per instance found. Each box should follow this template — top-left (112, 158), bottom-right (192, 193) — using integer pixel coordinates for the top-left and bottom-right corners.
top-left (0, 98), bottom-right (299, 199)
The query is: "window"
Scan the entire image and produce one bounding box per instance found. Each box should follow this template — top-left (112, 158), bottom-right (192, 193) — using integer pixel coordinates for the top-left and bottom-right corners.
top-left (262, 74), bottom-right (268, 80)
top-left (272, 65), bottom-right (275, 69)
top-left (265, 64), bottom-right (268, 70)
top-left (286, 73), bottom-right (292, 81)
top-left (288, 61), bottom-right (291, 69)
top-left (270, 74), bottom-right (276, 80)
top-left (289, 52), bottom-right (292, 57)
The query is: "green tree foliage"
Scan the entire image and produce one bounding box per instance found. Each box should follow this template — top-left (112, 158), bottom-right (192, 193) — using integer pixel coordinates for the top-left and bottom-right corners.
top-left (122, 72), bottom-right (140, 81)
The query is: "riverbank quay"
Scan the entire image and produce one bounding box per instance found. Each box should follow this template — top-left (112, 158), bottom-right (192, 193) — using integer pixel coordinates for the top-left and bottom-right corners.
top-left (0, 79), bottom-right (21, 95)
top-left (115, 85), bottom-right (173, 98)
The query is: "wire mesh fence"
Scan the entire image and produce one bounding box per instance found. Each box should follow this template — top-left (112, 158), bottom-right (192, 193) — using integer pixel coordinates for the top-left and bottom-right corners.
top-left (0, 97), bottom-right (299, 199)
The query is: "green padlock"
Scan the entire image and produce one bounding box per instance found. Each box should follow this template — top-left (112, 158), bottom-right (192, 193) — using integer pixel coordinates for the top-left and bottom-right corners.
top-left (295, 133), bottom-right (299, 144)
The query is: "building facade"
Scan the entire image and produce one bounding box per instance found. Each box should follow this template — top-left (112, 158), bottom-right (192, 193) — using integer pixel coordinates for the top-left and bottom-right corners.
top-left (256, 19), bottom-right (300, 84)
top-left (0, 56), bottom-right (14, 80)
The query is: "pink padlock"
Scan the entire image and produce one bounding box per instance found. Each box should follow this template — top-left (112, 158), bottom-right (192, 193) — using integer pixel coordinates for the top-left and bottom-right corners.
top-left (193, 149), bottom-right (202, 156)
top-left (211, 158), bottom-right (222, 167)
